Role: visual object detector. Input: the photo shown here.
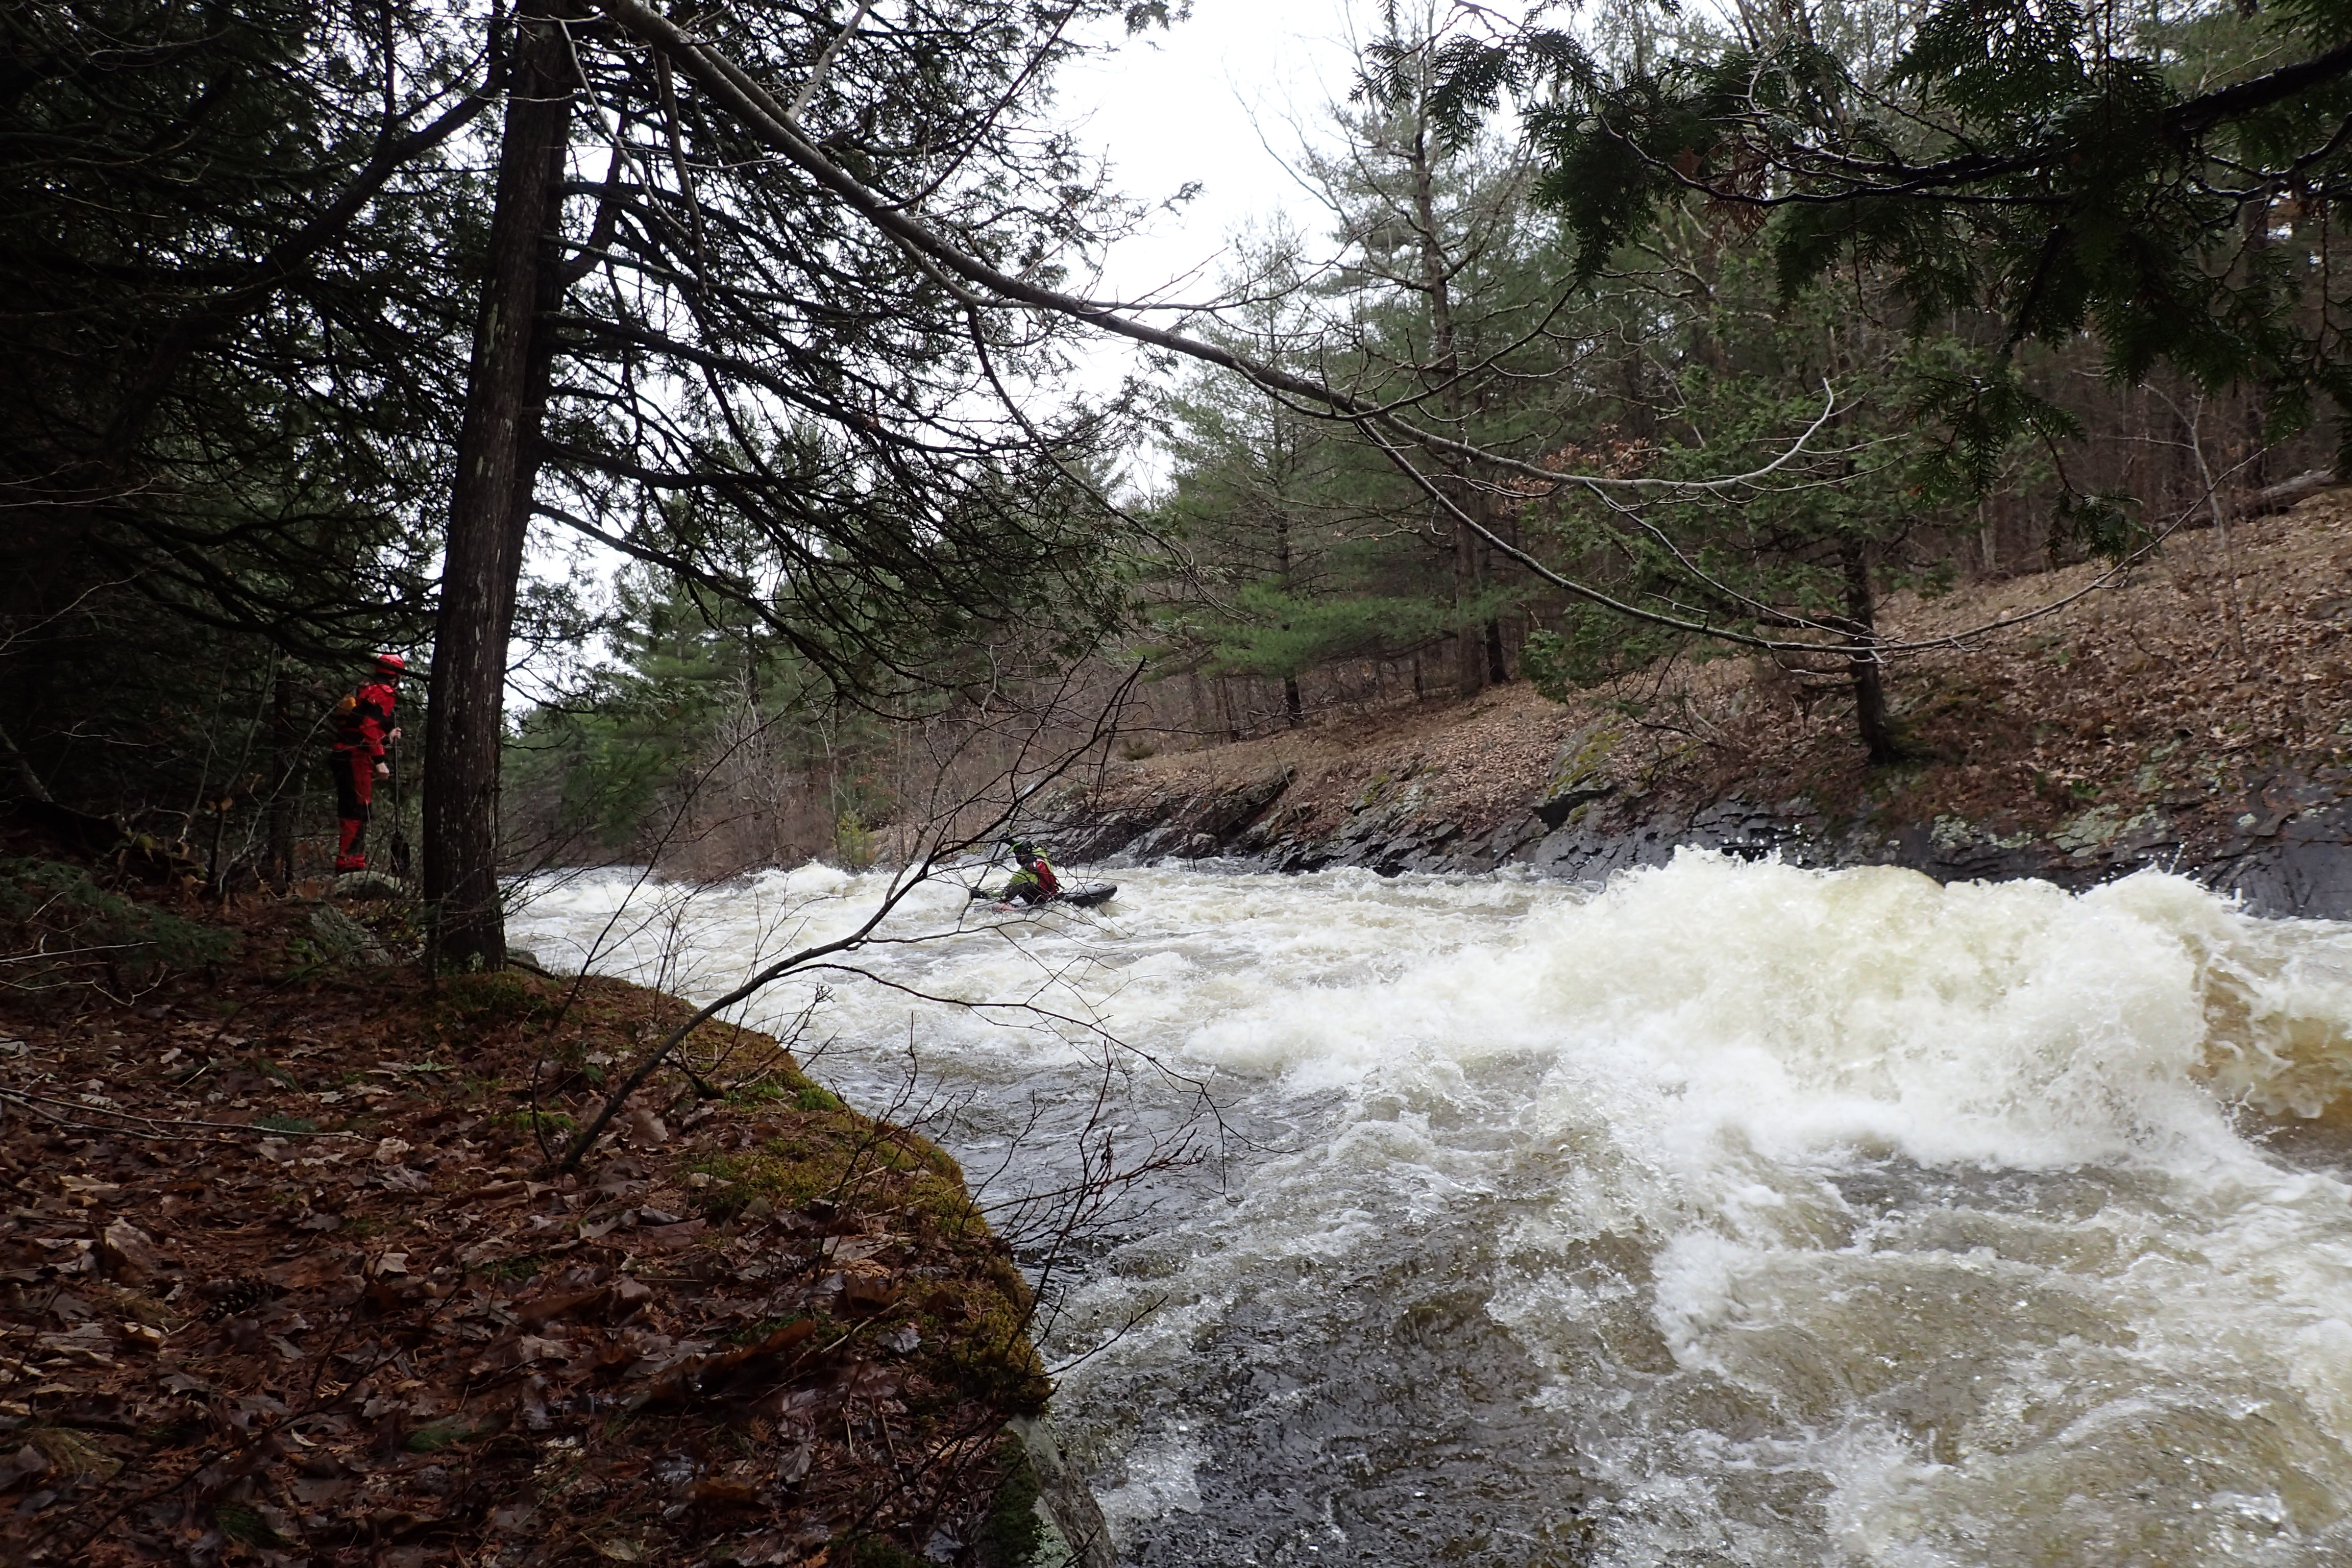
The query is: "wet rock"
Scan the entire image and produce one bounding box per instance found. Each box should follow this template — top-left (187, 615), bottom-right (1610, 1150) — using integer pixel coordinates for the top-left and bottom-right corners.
top-left (2212, 801), bottom-right (2352, 918)
top-left (1001, 1414), bottom-right (1114, 1568)
top-left (331, 869), bottom-right (405, 901)
top-left (1054, 758), bottom-right (2352, 919)
top-left (1038, 769), bottom-right (1295, 865)
top-left (308, 904), bottom-right (393, 965)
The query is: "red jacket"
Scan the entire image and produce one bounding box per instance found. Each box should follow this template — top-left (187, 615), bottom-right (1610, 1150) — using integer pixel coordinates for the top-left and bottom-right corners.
top-left (333, 680), bottom-right (397, 758)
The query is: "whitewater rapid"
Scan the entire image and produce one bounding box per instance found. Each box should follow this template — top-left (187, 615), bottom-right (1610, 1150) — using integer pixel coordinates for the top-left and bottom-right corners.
top-left (510, 853), bottom-right (2352, 1566)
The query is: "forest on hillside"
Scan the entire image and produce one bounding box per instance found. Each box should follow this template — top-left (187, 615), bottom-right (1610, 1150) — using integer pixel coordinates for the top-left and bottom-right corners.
top-left (6, 0), bottom-right (2351, 954)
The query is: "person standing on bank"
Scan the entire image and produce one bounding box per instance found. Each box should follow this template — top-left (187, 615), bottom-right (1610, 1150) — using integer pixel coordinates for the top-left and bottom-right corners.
top-left (330, 653), bottom-right (405, 874)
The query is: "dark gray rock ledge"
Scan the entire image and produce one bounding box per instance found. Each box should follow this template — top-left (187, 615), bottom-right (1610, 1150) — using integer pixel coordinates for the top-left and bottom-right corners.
top-left (1033, 761), bottom-right (2352, 922)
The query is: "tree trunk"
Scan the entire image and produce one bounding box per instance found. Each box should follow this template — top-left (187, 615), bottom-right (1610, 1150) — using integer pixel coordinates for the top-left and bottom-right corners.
top-left (1453, 518), bottom-right (1484, 697)
top-left (1275, 508), bottom-right (1303, 727)
top-left (1403, 121), bottom-right (1486, 702)
top-left (265, 667), bottom-right (298, 889)
top-left (423, 3), bottom-right (575, 969)
top-left (2241, 200), bottom-right (2271, 494)
top-left (1839, 542), bottom-right (1901, 767)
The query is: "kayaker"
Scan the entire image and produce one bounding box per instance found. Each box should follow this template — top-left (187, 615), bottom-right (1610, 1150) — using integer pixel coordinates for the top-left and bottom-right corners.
top-left (1001, 839), bottom-right (1061, 904)
top-left (329, 653), bottom-right (404, 873)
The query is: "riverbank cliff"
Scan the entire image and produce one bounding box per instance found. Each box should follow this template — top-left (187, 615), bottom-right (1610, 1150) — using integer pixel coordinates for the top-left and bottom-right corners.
top-left (1044, 488), bottom-right (2352, 918)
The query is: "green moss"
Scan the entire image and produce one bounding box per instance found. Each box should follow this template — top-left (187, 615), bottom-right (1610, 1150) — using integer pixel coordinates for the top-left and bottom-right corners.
top-left (685, 1115), bottom-right (979, 1238)
top-left (488, 1107), bottom-right (576, 1134)
top-left (685, 1126), bottom-right (854, 1218)
top-left (848, 1536), bottom-right (927, 1568)
top-left (438, 969), bottom-right (558, 1025)
top-left (979, 1434), bottom-right (1048, 1568)
top-left (477, 1253), bottom-right (546, 1284)
top-left (944, 1301), bottom-right (1054, 1415)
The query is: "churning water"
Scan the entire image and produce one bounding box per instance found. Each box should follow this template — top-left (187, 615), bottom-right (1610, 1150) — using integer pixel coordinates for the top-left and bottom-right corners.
top-left (510, 853), bottom-right (2352, 1566)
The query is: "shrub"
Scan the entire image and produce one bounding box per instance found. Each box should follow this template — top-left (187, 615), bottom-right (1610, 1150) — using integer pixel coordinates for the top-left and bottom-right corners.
top-left (0, 857), bottom-right (232, 1000)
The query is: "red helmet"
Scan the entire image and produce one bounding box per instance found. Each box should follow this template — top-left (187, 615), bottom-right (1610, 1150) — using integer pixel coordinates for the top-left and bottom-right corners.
top-left (373, 652), bottom-right (407, 675)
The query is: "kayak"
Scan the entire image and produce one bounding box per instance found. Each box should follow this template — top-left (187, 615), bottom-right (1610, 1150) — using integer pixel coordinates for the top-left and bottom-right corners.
top-left (968, 881), bottom-right (1118, 909)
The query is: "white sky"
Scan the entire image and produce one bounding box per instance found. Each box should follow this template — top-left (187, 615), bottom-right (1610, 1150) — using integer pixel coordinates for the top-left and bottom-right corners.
top-left (1056, 0), bottom-right (1358, 302)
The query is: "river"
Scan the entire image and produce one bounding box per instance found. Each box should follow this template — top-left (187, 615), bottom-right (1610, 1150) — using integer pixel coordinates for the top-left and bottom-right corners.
top-left (509, 853), bottom-right (2352, 1566)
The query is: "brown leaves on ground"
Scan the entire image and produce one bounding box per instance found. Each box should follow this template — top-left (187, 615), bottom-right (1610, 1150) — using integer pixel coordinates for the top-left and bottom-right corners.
top-left (0, 894), bottom-right (1045, 1567)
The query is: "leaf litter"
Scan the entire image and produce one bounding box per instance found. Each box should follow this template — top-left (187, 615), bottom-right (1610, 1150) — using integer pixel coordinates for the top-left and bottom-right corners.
top-left (0, 889), bottom-right (1053, 1566)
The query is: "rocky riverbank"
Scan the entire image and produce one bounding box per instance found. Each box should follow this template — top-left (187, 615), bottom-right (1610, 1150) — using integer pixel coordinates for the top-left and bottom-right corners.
top-left (1042, 489), bottom-right (2352, 918)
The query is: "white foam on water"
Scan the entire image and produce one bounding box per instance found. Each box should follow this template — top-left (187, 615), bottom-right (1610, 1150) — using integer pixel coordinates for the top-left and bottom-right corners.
top-left (512, 851), bottom-right (2352, 1564)
top-left (1093, 1433), bottom-right (1206, 1532)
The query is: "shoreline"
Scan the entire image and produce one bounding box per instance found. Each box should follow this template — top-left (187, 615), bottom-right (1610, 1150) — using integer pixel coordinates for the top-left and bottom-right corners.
top-left (1036, 489), bottom-right (2352, 921)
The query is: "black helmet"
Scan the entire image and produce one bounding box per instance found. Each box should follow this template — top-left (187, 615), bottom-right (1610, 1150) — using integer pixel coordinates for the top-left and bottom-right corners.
top-left (1009, 839), bottom-right (1035, 859)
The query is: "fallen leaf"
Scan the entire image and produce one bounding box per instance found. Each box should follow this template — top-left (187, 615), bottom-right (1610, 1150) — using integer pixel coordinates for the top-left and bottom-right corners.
top-left (263, 1252), bottom-right (353, 1290)
top-left (517, 1285), bottom-right (609, 1328)
top-left (841, 1272), bottom-right (899, 1314)
top-left (628, 1319), bottom-right (815, 1409)
top-left (99, 1219), bottom-right (165, 1284)
top-left (632, 1219), bottom-right (707, 1252)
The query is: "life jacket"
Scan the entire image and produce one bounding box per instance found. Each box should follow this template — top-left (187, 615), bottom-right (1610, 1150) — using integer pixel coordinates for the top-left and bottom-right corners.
top-left (1032, 855), bottom-right (1060, 896)
top-left (333, 680), bottom-right (397, 756)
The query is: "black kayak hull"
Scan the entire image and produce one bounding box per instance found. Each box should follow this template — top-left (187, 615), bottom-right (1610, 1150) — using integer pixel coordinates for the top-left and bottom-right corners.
top-left (967, 881), bottom-right (1118, 909)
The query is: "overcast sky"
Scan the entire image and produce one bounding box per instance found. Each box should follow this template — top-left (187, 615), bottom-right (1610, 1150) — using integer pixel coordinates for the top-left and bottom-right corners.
top-left (1059, 0), bottom-right (1355, 286)
top-left (1047, 0), bottom-right (1363, 410)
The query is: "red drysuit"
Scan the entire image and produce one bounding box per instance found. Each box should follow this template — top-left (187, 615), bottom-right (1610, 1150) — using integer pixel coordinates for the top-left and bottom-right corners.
top-left (330, 677), bottom-right (398, 872)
